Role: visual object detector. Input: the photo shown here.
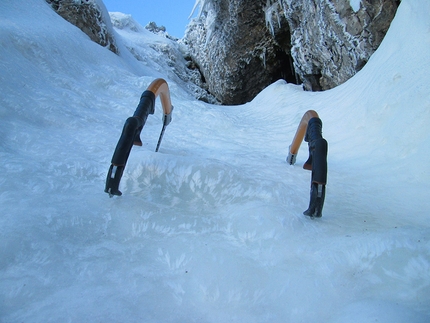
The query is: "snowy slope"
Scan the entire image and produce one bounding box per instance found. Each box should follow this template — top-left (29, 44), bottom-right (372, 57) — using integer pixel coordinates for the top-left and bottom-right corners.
top-left (1, 0), bottom-right (429, 322)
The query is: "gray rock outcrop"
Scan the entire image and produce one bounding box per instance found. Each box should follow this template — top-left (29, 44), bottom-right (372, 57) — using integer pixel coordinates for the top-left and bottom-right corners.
top-left (184, 0), bottom-right (400, 104)
top-left (109, 13), bottom-right (218, 104)
top-left (184, 0), bottom-right (292, 105)
top-left (273, 0), bottom-right (400, 91)
top-left (45, 0), bottom-right (118, 54)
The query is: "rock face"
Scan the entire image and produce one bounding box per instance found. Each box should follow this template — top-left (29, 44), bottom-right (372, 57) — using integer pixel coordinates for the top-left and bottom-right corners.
top-left (273, 0), bottom-right (400, 91)
top-left (184, 0), bottom-right (399, 104)
top-left (109, 13), bottom-right (218, 104)
top-left (45, 0), bottom-right (118, 54)
top-left (184, 0), bottom-right (294, 105)
top-left (45, 1), bottom-right (216, 103)
top-left (45, 0), bottom-right (399, 105)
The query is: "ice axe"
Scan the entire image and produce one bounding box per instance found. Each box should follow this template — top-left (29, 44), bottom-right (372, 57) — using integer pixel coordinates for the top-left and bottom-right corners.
top-left (105, 78), bottom-right (173, 197)
top-left (287, 110), bottom-right (328, 218)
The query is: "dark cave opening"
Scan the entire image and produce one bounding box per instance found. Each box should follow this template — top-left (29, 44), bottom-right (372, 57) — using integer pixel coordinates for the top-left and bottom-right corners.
top-left (270, 20), bottom-right (300, 86)
top-left (272, 49), bottom-right (300, 85)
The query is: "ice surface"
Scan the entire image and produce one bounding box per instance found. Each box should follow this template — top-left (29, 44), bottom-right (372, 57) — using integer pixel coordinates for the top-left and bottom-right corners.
top-left (0, 0), bottom-right (429, 322)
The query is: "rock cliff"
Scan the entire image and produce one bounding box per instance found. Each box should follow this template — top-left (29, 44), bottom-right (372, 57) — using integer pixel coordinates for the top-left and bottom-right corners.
top-left (45, 0), bottom-right (118, 54)
top-left (184, 0), bottom-right (294, 105)
top-left (184, 0), bottom-right (399, 104)
top-left (45, 0), bottom-right (400, 105)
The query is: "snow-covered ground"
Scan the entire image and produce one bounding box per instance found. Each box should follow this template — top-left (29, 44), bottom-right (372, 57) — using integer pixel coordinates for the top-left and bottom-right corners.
top-left (1, 0), bottom-right (429, 322)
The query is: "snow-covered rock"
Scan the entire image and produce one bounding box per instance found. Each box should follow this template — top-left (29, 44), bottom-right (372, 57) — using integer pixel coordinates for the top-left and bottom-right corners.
top-left (184, 0), bottom-right (399, 104)
top-left (270, 0), bottom-right (400, 91)
top-left (109, 12), bottom-right (218, 104)
top-left (184, 0), bottom-right (291, 105)
top-left (45, 0), bottom-right (118, 53)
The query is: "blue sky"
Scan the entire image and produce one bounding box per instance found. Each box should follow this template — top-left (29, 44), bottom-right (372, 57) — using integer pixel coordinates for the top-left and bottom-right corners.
top-left (102, 0), bottom-right (198, 38)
